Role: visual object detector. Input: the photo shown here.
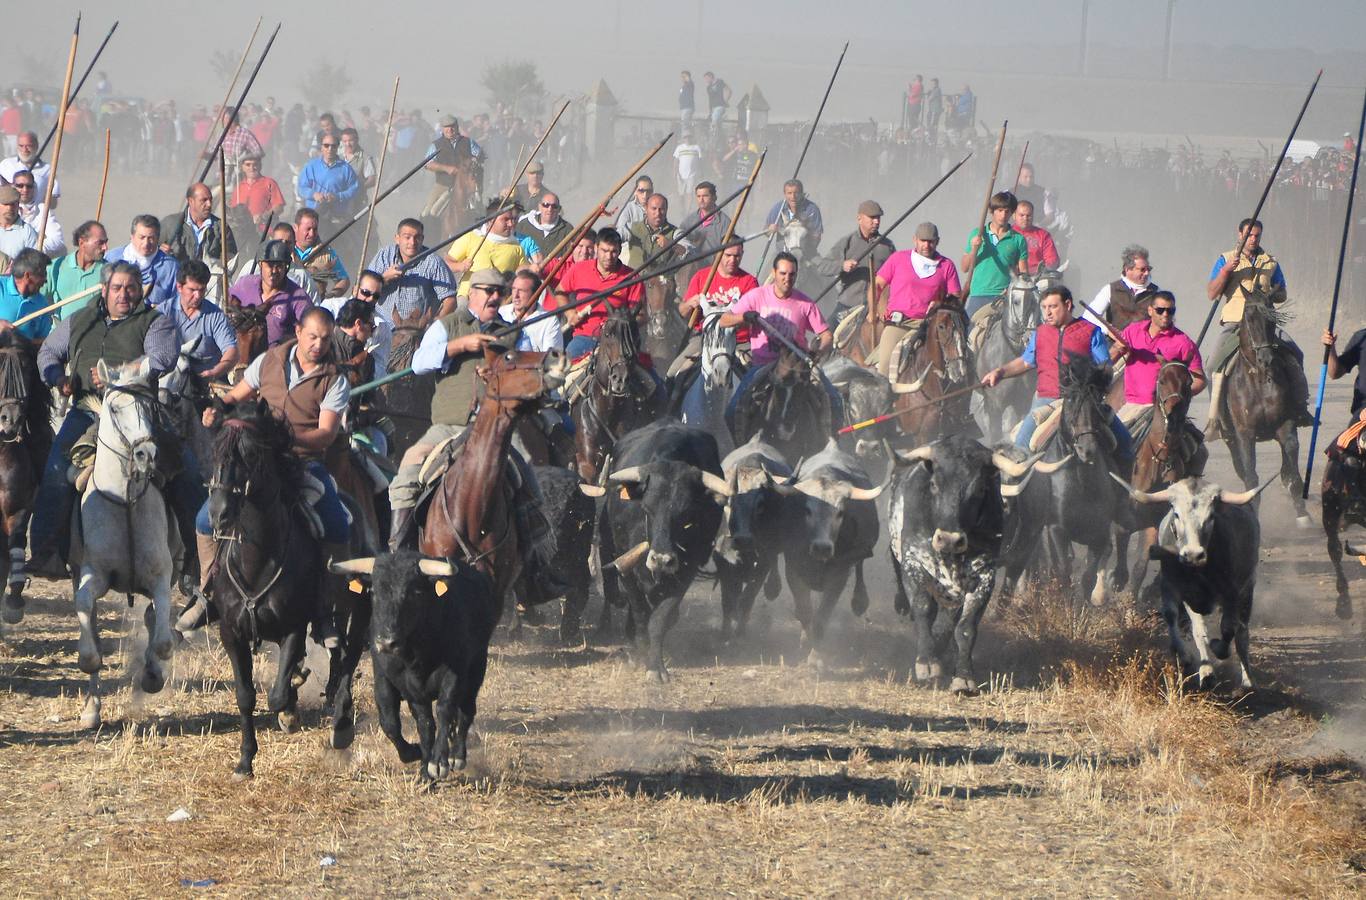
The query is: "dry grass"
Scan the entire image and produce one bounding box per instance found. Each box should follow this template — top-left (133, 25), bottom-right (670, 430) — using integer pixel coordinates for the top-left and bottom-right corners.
top-left (0, 579), bottom-right (1362, 897)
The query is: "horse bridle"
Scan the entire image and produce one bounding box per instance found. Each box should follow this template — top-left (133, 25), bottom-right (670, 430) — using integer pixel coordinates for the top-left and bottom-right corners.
top-left (1147, 360), bottom-right (1191, 476)
top-left (96, 384), bottom-right (165, 501)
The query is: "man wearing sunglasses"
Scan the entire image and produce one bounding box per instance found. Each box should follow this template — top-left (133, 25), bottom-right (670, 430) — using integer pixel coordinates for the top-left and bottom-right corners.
top-left (1108, 290), bottom-right (1206, 437)
top-left (516, 191), bottom-right (572, 259)
top-left (296, 133), bottom-right (361, 250)
top-left (323, 269), bottom-right (392, 377)
top-left (1083, 244), bottom-right (1159, 329)
top-left (513, 160), bottom-right (554, 213)
top-left (612, 176), bottom-right (654, 245)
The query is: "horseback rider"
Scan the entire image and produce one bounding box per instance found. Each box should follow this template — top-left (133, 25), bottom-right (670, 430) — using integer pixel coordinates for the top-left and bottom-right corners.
top-left (870, 221), bottom-right (962, 379)
top-left (1203, 218), bottom-right (1309, 436)
top-left (1321, 326), bottom-right (1366, 444)
top-left (386, 268), bottom-right (568, 600)
top-left (558, 228), bottom-right (643, 360)
top-left (719, 252), bottom-right (843, 425)
top-left (1108, 289), bottom-right (1206, 433)
top-left (228, 239), bottom-right (314, 350)
top-left (670, 241), bottom-right (760, 380)
top-left (1083, 244), bottom-right (1159, 329)
top-left (962, 191), bottom-right (1028, 318)
top-left (981, 285), bottom-right (1133, 465)
top-left (763, 179), bottom-right (823, 262)
top-left (809, 199), bottom-right (896, 326)
top-left (29, 260), bottom-right (203, 584)
top-left (1011, 201), bottom-right (1059, 275)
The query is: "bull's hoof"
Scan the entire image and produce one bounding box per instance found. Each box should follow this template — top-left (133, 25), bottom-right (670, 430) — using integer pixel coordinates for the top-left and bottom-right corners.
top-left (278, 710), bottom-right (301, 733)
top-left (331, 717), bottom-right (355, 751)
top-left (1, 598), bottom-right (24, 625)
top-left (948, 677), bottom-right (977, 696)
top-left (426, 758), bottom-right (449, 781)
top-left (913, 661), bottom-right (933, 682)
top-left (395, 741), bottom-right (422, 764)
top-left (1336, 596), bottom-right (1354, 621)
top-left (452, 755), bottom-right (467, 772)
top-left (231, 766), bottom-right (254, 782)
top-left (140, 669), bottom-right (166, 695)
top-left (76, 649), bottom-right (102, 675)
top-left (79, 697), bottom-right (101, 729)
top-left (644, 668), bottom-right (668, 684)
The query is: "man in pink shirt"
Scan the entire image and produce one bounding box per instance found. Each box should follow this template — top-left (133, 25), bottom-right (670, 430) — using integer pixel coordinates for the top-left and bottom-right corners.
top-left (719, 252), bottom-right (842, 425)
top-left (872, 221), bottom-right (962, 377)
top-left (1109, 289), bottom-right (1206, 430)
top-left (1012, 200), bottom-right (1059, 274)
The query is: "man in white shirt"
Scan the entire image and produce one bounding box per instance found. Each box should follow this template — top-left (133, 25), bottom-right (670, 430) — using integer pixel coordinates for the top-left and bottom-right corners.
top-left (673, 130), bottom-right (703, 200)
top-left (0, 132), bottom-right (60, 206)
top-left (10, 168), bottom-right (63, 256)
top-left (0, 185), bottom-right (38, 259)
top-left (499, 269), bottom-right (563, 352)
top-left (1083, 244), bottom-right (1159, 329)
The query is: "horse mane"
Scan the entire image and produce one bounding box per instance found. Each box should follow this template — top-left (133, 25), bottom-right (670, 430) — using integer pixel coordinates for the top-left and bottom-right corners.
top-left (0, 343), bottom-right (39, 406)
top-left (1059, 353), bottom-right (1109, 403)
top-left (1242, 294), bottom-right (1292, 329)
top-left (213, 402), bottom-right (305, 498)
top-left (599, 307), bottom-right (642, 360)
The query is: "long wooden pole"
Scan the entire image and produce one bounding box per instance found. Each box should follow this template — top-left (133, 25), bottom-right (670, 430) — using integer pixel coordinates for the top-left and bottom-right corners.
top-left (1012, 140), bottom-right (1030, 191)
top-left (94, 128), bottom-right (111, 220)
top-left (37, 16), bottom-right (80, 250)
top-left (14, 283), bottom-right (101, 326)
top-left (1195, 69), bottom-right (1323, 349)
top-left (356, 76), bottom-right (400, 279)
top-left (1303, 83), bottom-right (1366, 498)
top-left (36, 19), bottom-right (119, 160)
top-left (456, 100), bottom-right (571, 288)
top-left (958, 120), bottom-right (1008, 293)
top-left (218, 149), bottom-right (230, 301)
top-left (193, 17), bottom-right (262, 177)
top-left (527, 132), bottom-right (674, 308)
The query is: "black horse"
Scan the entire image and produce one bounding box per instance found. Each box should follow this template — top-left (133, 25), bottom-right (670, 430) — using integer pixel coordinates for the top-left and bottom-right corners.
top-left (571, 307), bottom-right (668, 483)
top-left (729, 344), bottom-right (833, 464)
top-left (205, 400), bottom-right (371, 779)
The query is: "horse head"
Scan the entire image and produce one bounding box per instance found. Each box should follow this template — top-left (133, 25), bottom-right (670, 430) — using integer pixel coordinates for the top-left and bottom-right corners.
top-left (1059, 354), bottom-right (1115, 464)
top-left (701, 313), bottom-right (738, 394)
top-left (225, 297), bottom-right (268, 373)
top-left (0, 345), bottom-right (34, 441)
top-left (1003, 274), bottom-right (1042, 345)
top-left (388, 307), bottom-right (430, 371)
top-left (778, 219), bottom-right (809, 260)
top-left (207, 397), bottom-right (296, 538)
top-left (97, 357), bottom-right (162, 483)
top-left (1240, 293), bottom-right (1283, 376)
top-left (759, 345), bottom-right (817, 445)
top-left (924, 302), bottom-right (971, 385)
top-left (1154, 356), bottom-right (1193, 421)
top-left (482, 345), bottom-right (568, 408)
top-left (593, 308), bottom-right (640, 397)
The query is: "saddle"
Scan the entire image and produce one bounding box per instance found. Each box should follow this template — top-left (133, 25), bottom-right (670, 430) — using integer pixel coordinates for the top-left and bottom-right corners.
top-left (1124, 405), bottom-right (1204, 466)
top-left (1008, 400), bottom-right (1063, 451)
top-left (968, 300), bottom-right (1002, 355)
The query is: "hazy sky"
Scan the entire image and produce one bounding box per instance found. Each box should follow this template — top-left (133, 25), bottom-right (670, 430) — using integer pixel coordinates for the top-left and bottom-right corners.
top-left (5, 1), bottom-right (1365, 127)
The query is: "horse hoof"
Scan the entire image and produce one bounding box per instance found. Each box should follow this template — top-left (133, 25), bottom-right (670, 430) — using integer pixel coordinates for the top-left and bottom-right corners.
top-left (331, 719), bottom-right (355, 751)
top-left (231, 768), bottom-right (254, 782)
top-left (141, 670), bottom-right (166, 695)
top-left (76, 650), bottom-right (102, 675)
top-left (948, 677), bottom-right (977, 696)
top-left (79, 698), bottom-right (101, 730)
top-left (644, 668), bottom-right (668, 684)
top-left (278, 710), bottom-right (301, 733)
top-left (1336, 597), bottom-right (1354, 621)
top-left (1295, 515), bottom-right (1313, 529)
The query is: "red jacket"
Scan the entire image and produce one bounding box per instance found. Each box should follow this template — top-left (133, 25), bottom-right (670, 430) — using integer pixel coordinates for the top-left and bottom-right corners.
top-left (1034, 319), bottom-right (1098, 399)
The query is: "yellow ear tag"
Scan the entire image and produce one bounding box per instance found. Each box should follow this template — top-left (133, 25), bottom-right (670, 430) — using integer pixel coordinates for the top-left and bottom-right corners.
top-left (348, 578), bottom-right (364, 594)
top-left (619, 486), bottom-right (631, 500)
top-left (434, 580), bottom-right (449, 597)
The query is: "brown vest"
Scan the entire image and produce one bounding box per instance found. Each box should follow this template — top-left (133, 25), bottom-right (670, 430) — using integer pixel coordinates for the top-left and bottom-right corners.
top-left (256, 340), bottom-right (341, 459)
top-left (1106, 279), bottom-right (1157, 329)
top-left (428, 310), bottom-right (485, 426)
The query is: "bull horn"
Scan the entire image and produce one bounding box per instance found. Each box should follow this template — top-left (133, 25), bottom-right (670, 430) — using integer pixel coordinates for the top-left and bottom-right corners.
top-left (417, 559), bottom-right (455, 577)
top-left (328, 558), bottom-right (375, 575)
top-left (699, 470), bottom-right (732, 498)
top-left (1107, 472), bottom-right (1170, 504)
top-left (1033, 454), bottom-right (1075, 474)
top-left (999, 469), bottom-right (1035, 498)
top-left (578, 483), bottom-right (607, 497)
top-left (604, 540), bottom-right (650, 572)
top-left (848, 463), bottom-right (895, 501)
top-left (991, 450), bottom-right (1045, 479)
top-left (1219, 479), bottom-right (1276, 505)
top-left (608, 466), bottom-right (644, 484)
top-left (889, 373), bottom-right (927, 394)
top-left (894, 445), bottom-right (935, 465)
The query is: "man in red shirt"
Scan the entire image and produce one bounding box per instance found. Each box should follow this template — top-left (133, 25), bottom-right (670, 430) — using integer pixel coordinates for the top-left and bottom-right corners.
top-left (559, 228), bottom-right (642, 359)
top-left (669, 241), bottom-right (758, 378)
top-left (230, 155), bottom-right (285, 226)
top-left (1011, 200), bottom-right (1059, 274)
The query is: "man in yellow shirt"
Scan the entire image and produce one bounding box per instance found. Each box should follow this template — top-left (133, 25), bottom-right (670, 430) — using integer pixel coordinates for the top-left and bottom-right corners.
top-left (445, 200), bottom-right (530, 299)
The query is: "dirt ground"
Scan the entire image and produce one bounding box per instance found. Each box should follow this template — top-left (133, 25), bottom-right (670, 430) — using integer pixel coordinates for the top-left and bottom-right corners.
top-left (1, 383), bottom-right (1365, 897)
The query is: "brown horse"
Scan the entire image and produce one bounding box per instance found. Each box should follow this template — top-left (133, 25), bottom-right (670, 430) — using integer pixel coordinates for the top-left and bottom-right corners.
top-left (419, 346), bottom-right (568, 605)
top-left (642, 274), bottom-right (687, 372)
top-left (378, 309), bottom-right (436, 460)
top-left (571, 309), bottom-right (668, 483)
top-left (1110, 359), bottom-right (1207, 604)
top-left (224, 297), bottom-right (268, 382)
top-left (0, 344), bottom-right (49, 625)
top-left (890, 303), bottom-right (974, 445)
top-left (1215, 296), bottom-right (1311, 522)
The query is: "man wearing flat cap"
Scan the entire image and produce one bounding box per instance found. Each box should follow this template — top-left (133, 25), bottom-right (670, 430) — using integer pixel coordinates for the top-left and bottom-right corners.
top-left (810, 199), bottom-right (896, 326)
top-left (423, 115), bottom-right (480, 230)
top-left (870, 221), bottom-right (963, 378)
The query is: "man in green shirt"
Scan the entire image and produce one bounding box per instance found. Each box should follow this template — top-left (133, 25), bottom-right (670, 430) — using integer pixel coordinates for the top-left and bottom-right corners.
top-left (961, 191), bottom-right (1027, 317)
top-left (47, 220), bottom-right (107, 320)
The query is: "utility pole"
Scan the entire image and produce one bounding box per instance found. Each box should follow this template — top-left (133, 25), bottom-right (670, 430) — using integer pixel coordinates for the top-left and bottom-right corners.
top-left (1078, 0), bottom-right (1091, 77)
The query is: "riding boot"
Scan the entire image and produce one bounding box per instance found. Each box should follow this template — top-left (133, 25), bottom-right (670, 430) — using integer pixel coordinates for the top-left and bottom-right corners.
top-left (1204, 373), bottom-right (1226, 439)
top-left (313, 543), bottom-right (345, 650)
top-left (388, 504), bottom-right (416, 553)
top-left (175, 534), bottom-right (220, 635)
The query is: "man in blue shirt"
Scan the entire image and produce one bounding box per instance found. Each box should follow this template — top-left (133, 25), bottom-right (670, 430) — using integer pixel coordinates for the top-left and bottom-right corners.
top-left (296, 134), bottom-right (361, 233)
top-left (107, 214), bottom-right (179, 304)
top-left (0, 247), bottom-right (54, 341)
top-left (764, 179), bottom-right (823, 262)
top-left (154, 259), bottom-right (239, 381)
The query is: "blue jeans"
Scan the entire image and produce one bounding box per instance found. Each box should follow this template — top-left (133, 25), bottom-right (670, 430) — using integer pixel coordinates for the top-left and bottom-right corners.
top-left (725, 360), bottom-right (845, 434)
top-left (30, 407), bottom-right (206, 563)
top-left (196, 460), bottom-right (349, 544)
top-left (1014, 394), bottom-right (1133, 461)
top-left (965, 294), bottom-right (998, 317)
top-left (565, 335), bottom-right (597, 359)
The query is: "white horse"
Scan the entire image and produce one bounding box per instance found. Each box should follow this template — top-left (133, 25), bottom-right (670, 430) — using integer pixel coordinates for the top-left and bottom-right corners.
top-left (71, 357), bottom-right (182, 728)
top-left (681, 312), bottom-right (739, 457)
